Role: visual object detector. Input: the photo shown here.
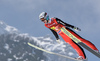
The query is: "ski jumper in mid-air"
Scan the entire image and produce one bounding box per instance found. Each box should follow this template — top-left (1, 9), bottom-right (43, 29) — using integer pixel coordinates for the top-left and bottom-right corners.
top-left (39, 12), bottom-right (99, 59)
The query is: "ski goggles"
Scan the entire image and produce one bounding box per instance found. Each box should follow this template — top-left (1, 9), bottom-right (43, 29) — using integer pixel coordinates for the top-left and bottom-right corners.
top-left (41, 18), bottom-right (45, 22)
top-left (40, 15), bottom-right (49, 22)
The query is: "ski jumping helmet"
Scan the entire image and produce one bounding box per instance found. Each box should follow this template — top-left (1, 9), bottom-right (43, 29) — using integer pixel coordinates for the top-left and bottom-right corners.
top-left (39, 12), bottom-right (49, 21)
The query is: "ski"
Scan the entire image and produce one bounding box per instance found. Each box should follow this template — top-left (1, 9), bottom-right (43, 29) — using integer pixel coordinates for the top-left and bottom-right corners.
top-left (78, 42), bottom-right (100, 58)
top-left (61, 27), bottom-right (100, 58)
top-left (28, 42), bottom-right (85, 61)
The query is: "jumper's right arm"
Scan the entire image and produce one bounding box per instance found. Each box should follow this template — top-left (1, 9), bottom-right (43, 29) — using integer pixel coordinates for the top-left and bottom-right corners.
top-left (49, 29), bottom-right (59, 40)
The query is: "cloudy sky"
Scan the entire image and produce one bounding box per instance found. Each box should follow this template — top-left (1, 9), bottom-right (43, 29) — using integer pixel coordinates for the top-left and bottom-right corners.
top-left (0, 0), bottom-right (100, 61)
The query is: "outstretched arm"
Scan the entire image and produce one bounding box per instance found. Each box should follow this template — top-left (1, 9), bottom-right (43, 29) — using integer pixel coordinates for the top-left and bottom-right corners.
top-left (56, 18), bottom-right (81, 31)
top-left (50, 29), bottom-right (59, 40)
top-left (50, 29), bottom-right (61, 43)
top-left (56, 18), bottom-right (74, 28)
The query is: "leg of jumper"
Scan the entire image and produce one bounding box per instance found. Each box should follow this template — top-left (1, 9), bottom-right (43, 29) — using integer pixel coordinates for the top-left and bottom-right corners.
top-left (59, 31), bottom-right (86, 59)
top-left (67, 29), bottom-right (98, 51)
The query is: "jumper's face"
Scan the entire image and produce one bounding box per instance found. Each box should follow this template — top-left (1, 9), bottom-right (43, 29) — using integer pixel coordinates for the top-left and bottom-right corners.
top-left (40, 18), bottom-right (47, 24)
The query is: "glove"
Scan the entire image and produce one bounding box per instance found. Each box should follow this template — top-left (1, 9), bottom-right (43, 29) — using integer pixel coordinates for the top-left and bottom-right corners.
top-left (56, 39), bottom-right (61, 44)
top-left (74, 27), bottom-right (81, 31)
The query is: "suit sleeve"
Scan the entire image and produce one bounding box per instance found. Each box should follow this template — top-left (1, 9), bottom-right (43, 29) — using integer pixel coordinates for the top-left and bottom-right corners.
top-left (49, 29), bottom-right (59, 40)
top-left (56, 18), bottom-right (75, 29)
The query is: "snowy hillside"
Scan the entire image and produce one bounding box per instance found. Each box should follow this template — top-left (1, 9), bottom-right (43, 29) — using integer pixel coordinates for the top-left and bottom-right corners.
top-left (0, 21), bottom-right (87, 61)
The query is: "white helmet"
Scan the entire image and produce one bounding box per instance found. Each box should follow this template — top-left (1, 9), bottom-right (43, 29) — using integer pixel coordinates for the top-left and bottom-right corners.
top-left (39, 12), bottom-right (47, 19)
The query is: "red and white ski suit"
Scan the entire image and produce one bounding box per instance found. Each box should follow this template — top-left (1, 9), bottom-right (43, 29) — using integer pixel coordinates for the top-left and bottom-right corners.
top-left (45, 17), bottom-right (98, 59)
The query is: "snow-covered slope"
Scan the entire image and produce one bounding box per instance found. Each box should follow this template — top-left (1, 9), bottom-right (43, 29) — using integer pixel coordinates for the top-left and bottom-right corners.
top-left (0, 21), bottom-right (87, 61)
